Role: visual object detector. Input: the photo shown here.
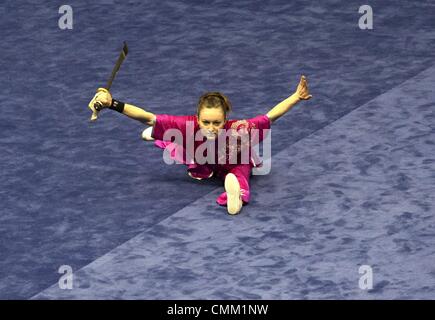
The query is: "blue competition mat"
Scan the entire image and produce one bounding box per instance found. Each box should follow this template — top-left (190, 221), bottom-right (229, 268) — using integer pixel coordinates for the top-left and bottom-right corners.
top-left (0, 0), bottom-right (434, 299)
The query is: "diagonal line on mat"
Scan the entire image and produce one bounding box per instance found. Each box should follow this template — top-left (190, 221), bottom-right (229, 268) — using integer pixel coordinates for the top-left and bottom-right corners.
top-left (30, 63), bottom-right (435, 299)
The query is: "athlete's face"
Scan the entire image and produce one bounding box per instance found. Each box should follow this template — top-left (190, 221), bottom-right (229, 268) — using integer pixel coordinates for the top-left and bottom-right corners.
top-left (198, 107), bottom-right (226, 140)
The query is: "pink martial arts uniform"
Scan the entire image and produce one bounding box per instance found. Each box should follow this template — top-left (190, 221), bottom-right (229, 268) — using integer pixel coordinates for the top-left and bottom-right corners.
top-left (151, 114), bottom-right (271, 206)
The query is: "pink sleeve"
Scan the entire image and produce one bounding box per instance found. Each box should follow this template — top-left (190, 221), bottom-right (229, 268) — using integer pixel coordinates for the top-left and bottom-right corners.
top-left (152, 114), bottom-right (191, 141)
top-left (247, 114), bottom-right (271, 143)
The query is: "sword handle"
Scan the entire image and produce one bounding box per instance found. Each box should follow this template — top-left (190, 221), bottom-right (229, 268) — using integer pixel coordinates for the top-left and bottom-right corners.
top-left (93, 87), bottom-right (109, 111)
top-left (94, 101), bottom-right (104, 111)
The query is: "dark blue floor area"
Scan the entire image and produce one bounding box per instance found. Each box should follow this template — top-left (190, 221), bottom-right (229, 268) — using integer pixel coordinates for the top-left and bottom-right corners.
top-left (1, 0), bottom-right (435, 299)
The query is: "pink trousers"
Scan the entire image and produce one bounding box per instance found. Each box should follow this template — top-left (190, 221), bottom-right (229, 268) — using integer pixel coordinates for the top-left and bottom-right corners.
top-left (187, 163), bottom-right (252, 206)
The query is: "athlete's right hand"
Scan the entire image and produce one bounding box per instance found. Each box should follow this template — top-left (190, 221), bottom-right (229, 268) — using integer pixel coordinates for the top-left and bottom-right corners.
top-left (88, 88), bottom-right (112, 121)
top-left (94, 88), bottom-right (112, 108)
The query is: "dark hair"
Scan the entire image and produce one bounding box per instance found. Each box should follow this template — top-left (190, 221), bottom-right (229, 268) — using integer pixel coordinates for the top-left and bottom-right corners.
top-left (197, 92), bottom-right (232, 119)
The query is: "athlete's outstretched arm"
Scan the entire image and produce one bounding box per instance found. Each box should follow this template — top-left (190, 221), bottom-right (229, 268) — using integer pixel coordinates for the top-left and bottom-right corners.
top-left (93, 89), bottom-right (156, 126)
top-left (266, 75), bottom-right (312, 123)
top-left (122, 103), bottom-right (156, 126)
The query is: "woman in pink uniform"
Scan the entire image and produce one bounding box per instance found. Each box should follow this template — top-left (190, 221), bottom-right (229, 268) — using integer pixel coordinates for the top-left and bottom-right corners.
top-left (90, 75), bottom-right (312, 215)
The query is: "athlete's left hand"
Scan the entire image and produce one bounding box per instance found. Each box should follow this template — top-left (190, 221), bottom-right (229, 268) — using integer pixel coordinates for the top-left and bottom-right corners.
top-left (295, 75), bottom-right (312, 100)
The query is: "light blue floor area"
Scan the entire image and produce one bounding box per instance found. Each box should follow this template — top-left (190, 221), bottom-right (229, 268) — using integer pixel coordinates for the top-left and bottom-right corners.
top-left (34, 65), bottom-right (435, 299)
